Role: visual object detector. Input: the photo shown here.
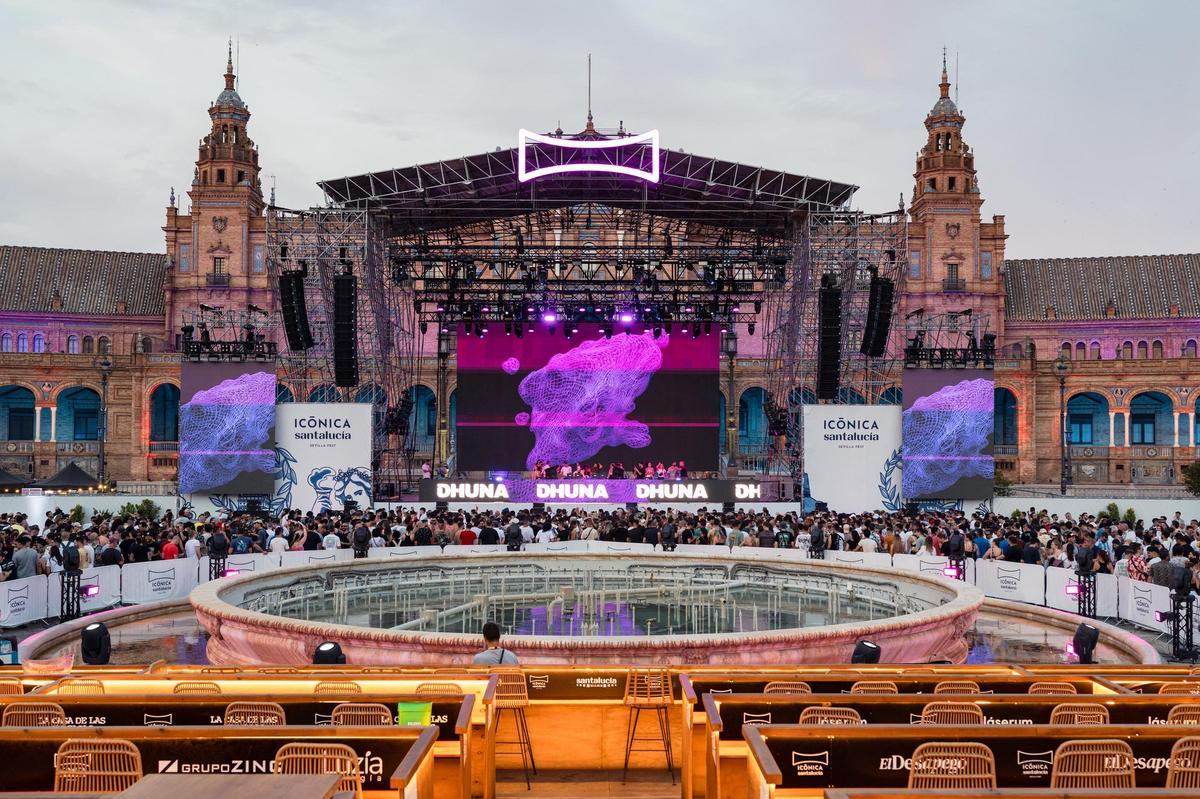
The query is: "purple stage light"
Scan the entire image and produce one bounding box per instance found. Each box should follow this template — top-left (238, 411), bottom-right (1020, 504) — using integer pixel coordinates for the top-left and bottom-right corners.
top-left (517, 128), bottom-right (660, 183)
top-left (222, 569), bottom-right (241, 577)
top-left (542, 312), bottom-right (558, 323)
top-left (1065, 583), bottom-right (1081, 597)
top-left (942, 565), bottom-right (959, 578)
top-left (619, 313), bottom-right (634, 324)
top-left (82, 584), bottom-right (101, 598)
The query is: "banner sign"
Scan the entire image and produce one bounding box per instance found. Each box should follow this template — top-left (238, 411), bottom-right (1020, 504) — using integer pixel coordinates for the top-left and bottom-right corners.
top-left (802, 405), bottom-right (902, 512)
top-left (278, 549), bottom-right (353, 569)
top-left (275, 403), bottom-right (374, 514)
top-left (46, 565), bottom-right (121, 614)
top-left (1120, 576), bottom-right (1172, 633)
top-left (1046, 569), bottom-right (1119, 617)
top-left (975, 560), bottom-right (1046, 605)
top-left (197, 554), bottom-right (281, 583)
top-left (119, 560), bottom-right (199, 604)
top-left (419, 478), bottom-right (765, 504)
top-left (0, 575), bottom-right (48, 627)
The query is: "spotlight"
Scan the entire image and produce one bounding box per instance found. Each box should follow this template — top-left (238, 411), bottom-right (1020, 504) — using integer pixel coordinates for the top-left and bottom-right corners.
top-left (80, 622), bottom-right (111, 665)
top-left (82, 584), bottom-right (101, 598)
top-left (1064, 583), bottom-right (1081, 597)
top-left (1155, 610), bottom-right (1178, 623)
top-left (542, 312), bottom-right (558, 324)
top-left (1071, 623), bottom-right (1098, 665)
top-left (619, 313), bottom-right (634, 324)
top-left (747, 322), bottom-right (755, 335)
top-left (851, 640), bottom-right (881, 664)
top-left (313, 641), bottom-right (346, 665)
top-left (942, 564), bottom-right (960, 579)
top-left (222, 569), bottom-right (241, 577)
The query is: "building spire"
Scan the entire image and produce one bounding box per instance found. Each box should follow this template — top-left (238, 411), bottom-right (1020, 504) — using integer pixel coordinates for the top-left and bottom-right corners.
top-left (939, 47), bottom-right (950, 99)
top-left (224, 39), bottom-right (236, 91)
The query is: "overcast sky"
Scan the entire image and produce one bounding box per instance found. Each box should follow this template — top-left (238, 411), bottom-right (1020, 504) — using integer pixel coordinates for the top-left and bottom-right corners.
top-left (1, 0), bottom-right (1196, 259)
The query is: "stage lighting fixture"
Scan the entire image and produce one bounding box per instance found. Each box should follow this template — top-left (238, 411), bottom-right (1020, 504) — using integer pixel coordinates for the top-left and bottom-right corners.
top-left (664, 322), bottom-right (672, 334)
top-left (850, 640), bottom-right (881, 664)
top-left (82, 584), bottom-right (101, 598)
top-left (1155, 610), bottom-right (1178, 623)
top-left (313, 641), bottom-right (346, 665)
top-left (653, 326), bottom-right (661, 338)
top-left (419, 322), bottom-right (428, 334)
top-left (542, 312), bottom-right (558, 323)
top-left (80, 622), bottom-right (111, 665)
top-left (601, 325), bottom-right (612, 339)
top-left (748, 322), bottom-right (756, 335)
top-left (1064, 582), bottom-right (1081, 597)
top-left (222, 569), bottom-right (241, 577)
top-left (1071, 623), bottom-right (1099, 665)
top-left (619, 312), bottom-right (634, 324)
top-left (515, 326), bottom-right (524, 339)
top-left (691, 323), bottom-right (700, 339)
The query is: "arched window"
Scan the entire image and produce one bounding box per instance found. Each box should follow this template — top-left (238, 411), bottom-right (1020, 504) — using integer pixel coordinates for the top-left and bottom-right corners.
top-left (140, 336), bottom-right (152, 354)
top-left (0, 385), bottom-right (36, 441)
top-left (1151, 340), bottom-right (1163, 359)
top-left (1090, 341), bottom-right (1101, 361)
top-left (56, 387), bottom-right (101, 442)
top-left (98, 336), bottom-right (111, 354)
top-left (148, 384), bottom-right (180, 442)
top-left (1121, 341), bottom-right (1133, 359)
top-left (82, 336), bottom-right (94, 354)
top-left (1060, 342), bottom-right (1072, 360)
top-left (15, 334), bottom-right (27, 353)
top-left (1186, 340), bottom-right (1198, 358)
top-left (32, 334), bottom-right (44, 353)
top-left (1, 334), bottom-right (11, 352)
top-left (994, 388), bottom-right (1018, 447)
top-left (1075, 342), bottom-right (1086, 360)
top-left (307, 384), bottom-right (341, 403)
top-left (67, 335), bottom-right (79, 354)
top-left (1137, 341), bottom-right (1148, 359)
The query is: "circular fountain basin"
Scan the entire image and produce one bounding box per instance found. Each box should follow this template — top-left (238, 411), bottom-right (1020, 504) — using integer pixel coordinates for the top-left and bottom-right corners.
top-left (191, 553), bottom-right (984, 666)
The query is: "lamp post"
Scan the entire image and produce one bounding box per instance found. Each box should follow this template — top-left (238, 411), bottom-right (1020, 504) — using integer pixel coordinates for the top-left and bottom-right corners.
top-left (1055, 352), bottom-right (1071, 496)
top-left (722, 333), bottom-right (738, 471)
top-left (93, 355), bottom-right (113, 490)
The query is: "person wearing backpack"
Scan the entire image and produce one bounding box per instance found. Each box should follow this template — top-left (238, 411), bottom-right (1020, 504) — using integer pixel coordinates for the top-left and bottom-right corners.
top-left (504, 521), bottom-right (523, 552)
top-left (352, 524), bottom-right (371, 558)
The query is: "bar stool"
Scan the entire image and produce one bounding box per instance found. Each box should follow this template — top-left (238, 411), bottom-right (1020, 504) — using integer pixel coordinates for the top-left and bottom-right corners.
top-left (491, 667), bottom-right (535, 789)
top-left (622, 667), bottom-right (675, 784)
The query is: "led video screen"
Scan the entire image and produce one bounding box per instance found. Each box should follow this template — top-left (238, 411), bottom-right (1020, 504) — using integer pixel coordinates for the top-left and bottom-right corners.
top-left (179, 363), bottom-right (276, 496)
top-left (901, 368), bottom-right (994, 500)
top-left (456, 325), bottom-right (719, 471)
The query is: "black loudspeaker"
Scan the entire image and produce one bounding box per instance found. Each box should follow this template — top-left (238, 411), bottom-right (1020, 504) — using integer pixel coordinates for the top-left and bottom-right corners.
top-left (860, 276), bottom-right (895, 357)
top-left (279, 271), bottom-right (314, 351)
top-left (816, 284), bottom-right (843, 400)
top-left (333, 274), bottom-right (358, 387)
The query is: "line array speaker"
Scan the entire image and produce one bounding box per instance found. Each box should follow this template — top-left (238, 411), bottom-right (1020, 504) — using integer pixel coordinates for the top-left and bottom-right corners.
top-left (860, 275), bottom-right (895, 357)
top-left (816, 284), bottom-right (843, 400)
top-left (333, 273), bottom-right (358, 387)
top-left (279, 271), bottom-right (314, 351)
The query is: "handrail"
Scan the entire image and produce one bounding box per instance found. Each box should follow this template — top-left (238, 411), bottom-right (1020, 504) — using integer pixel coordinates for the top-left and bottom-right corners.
top-left (743, 725), bottom-right (782, 785)
top-left (455, 693), bottom-right (475, 735)
top-left (389, 724), bottom-right (439, 790)
top-left (701, 692), bottom-right (724, 733)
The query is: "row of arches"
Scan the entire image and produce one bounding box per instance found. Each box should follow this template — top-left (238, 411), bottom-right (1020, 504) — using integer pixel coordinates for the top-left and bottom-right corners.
top-left (1059, 339), bottom-right (1199, 361)
top-left (995, 387), bottom-right (1198, 448)
top-left (0, 384), bottom-right (180, 443)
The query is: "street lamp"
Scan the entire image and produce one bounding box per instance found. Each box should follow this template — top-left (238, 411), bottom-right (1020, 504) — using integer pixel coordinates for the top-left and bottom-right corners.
top-left (93, 354), bottom-right (114, 490)
top-left (1054, 352), bottom-right (1071, 496)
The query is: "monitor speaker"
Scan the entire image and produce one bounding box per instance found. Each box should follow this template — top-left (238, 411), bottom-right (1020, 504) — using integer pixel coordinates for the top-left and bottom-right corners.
top-left (816, 284), bottom-right (842, 399)
top-left (860, 276), bottom-right (895, 357)
top-left (333, 274), bottom-right (358, 387)
top-left (279, 271), bottom-right (314, 351)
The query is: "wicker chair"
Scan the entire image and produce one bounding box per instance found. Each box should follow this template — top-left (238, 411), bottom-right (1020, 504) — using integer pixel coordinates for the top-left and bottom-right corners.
top-left (920, 701), bottom-right (985, 725)
top-left (223, 701), bottom-right (286, 726)
top-left (57, 678), bottom-right (104, 696)
top-left (850, 680), bottom-right (898, 695)
top-left (1050, 702), bottom-right (1109, 725)
top-left (933, 679), bottom-right (981, 695)
top-left (1029, 681), bottom-right (1077, 695)
top-left (0, 676), bottom-right (23, 696)
top-left (314, 680), bottom-right (362, 697)
top-left (330, 702), bottom-right (394, 727)
top-left (1050, 739), bottom-right (1136, 788)
top-left (1167, 704), bottom-right (1200, 725)
top-left (798, 706), bottom-right (863, 725)
top-left (3, 701), bottom-right (67, 727)
top-left (491, 668), bottom-right (536, 789)
top-left (172, 680), bottom-right (221, 695)
top-left (907, 742), bottom-right (996, 789)
top-left (1159, 681), bottom-right (1200, 695)
top-left (1166, 736), bottom-right (1200, 788)
top-left (763, 680), bottom-right (811, 695)
top-left (416, 682), bottom-right (464, 696)
top-left (54, 738), bottom-right (143, 793)
top-left (622, 668), bottom-right (674, 784)
top-left (274, 742), bottom-right (363, 799)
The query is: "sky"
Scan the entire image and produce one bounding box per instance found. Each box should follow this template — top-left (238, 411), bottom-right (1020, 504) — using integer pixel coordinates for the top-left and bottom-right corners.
top-left (0, 0), bottom-right (1196, 259)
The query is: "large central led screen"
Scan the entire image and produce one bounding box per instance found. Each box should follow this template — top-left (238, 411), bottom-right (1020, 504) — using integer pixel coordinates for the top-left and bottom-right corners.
top-left (179, 363), bottom-right (276, 496)
top-left (456, 325), bottom-right (719, 471)
top-left (901, 368), bottom-right (994, 500)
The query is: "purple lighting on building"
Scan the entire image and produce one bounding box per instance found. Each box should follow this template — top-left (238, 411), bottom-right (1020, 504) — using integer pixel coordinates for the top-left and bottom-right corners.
top-left (517, 128), bottom-right (661, 183)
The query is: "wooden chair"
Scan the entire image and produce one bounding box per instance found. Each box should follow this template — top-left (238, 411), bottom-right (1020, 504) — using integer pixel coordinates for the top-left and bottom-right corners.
top-left (172, 680), bottom-right (221, 695)
top-left (274, 742), bottom-right (363, 799)
top-left (1029, 681), bottom-right (1077, 695)
top-left (491, 667), bottom-right (536, 789)
top-left (763, 680), bottom-right (811, 695)
top-left (907, 742), bottom-right (996, 789)
top-left (1050, 739), bottom-right (1136, 788)
top-left (920, 701), bottom-right (985, 725)
top-left (223, 701), bottom-right (286, 725)
top-left (3, 701), bottom-right (67, 727)
top-left (314, 679), bottom-right (362, 697)
top-left (1159, 681), bottom-right (1200, 695)
top-left (933, 679), bottom-right (981, 694)
top-left (1167, 704), bottom-right (1200, 725)
top-left (0, 676), bottom-right (23, 695)
top-left (331, 702), bottom-right (394, 727)
top-left (622, 668), bottom-right (674, 785)
top-left (1166, 736), bottom-right (1200, 788)
top-left (416, 681), bottom-right (464, 696)
top-left (54, 738), bottom-right (143, 793)
top-left (850, 680), bottom-right (898, 695)
top-left (57, 678), bottom-right (104, 696)
top-left (1050, 702), bottom-right (1109, 725)
top-left (798, 706), bottom-right (863, 725)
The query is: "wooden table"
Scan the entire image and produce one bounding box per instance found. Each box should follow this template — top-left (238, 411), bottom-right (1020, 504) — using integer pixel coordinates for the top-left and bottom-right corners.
top-left (116, 773), bottom-right (342, 799)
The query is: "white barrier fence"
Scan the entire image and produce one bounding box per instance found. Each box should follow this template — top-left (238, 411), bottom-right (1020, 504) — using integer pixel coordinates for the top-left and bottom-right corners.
top-left (0, 543), bottom-right (1194, 640)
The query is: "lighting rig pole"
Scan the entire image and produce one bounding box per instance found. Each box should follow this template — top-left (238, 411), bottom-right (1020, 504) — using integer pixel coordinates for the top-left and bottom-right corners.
top-left (722, 333), bottom-right (738, 471)
top-left (93, 354), bottom-right (113, 490)
top-left (1055, 353), bottom-right (1071, 496)
top-left (434, 331), bottom-right (454, 472)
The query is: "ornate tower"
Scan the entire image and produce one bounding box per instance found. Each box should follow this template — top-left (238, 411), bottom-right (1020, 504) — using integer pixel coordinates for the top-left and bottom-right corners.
top-left (163, 44), bottom-right (274, 350)
top-left (902, 54), bottom-right (1006, 339)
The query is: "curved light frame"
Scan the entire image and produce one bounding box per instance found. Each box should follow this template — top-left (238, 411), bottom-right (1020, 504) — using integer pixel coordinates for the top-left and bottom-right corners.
top-left (517, 128), bottom-right (660, 183)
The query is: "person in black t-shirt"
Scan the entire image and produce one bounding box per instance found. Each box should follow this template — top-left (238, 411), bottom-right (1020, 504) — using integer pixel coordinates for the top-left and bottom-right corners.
top-left (479, 524), bottom-right (499, 545)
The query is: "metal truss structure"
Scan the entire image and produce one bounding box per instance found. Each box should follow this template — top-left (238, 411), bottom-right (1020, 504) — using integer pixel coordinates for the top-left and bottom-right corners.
top-left (762, 209), bottom-right (909, 479)
top-left (266, 207), bottom-right (420, 494)
top-left (901, 308), bottom-right (996, 368)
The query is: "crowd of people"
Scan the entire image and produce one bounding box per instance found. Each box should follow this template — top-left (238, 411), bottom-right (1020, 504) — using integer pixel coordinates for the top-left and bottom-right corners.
top-left (529, 460), bottom-right (692, 480)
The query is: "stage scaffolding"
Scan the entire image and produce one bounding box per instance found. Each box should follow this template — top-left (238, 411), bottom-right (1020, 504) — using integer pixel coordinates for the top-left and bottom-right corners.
top-left (266, 207), bottom-right (420, 495)
top-left (761, 208), bottom-right (908, 480)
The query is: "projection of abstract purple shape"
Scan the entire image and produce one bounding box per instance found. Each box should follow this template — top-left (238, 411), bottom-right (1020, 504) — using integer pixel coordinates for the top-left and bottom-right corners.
top-left (179, 371), bottom-right (276, 494)
top-left (902, 378), bottom-right (994, 498)
top-left (515, 412), bottom-right (530, 426)
top-left (501, 357), bottom-right (520, 375)
top-left (518, 333), bottom-right (666, 469)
